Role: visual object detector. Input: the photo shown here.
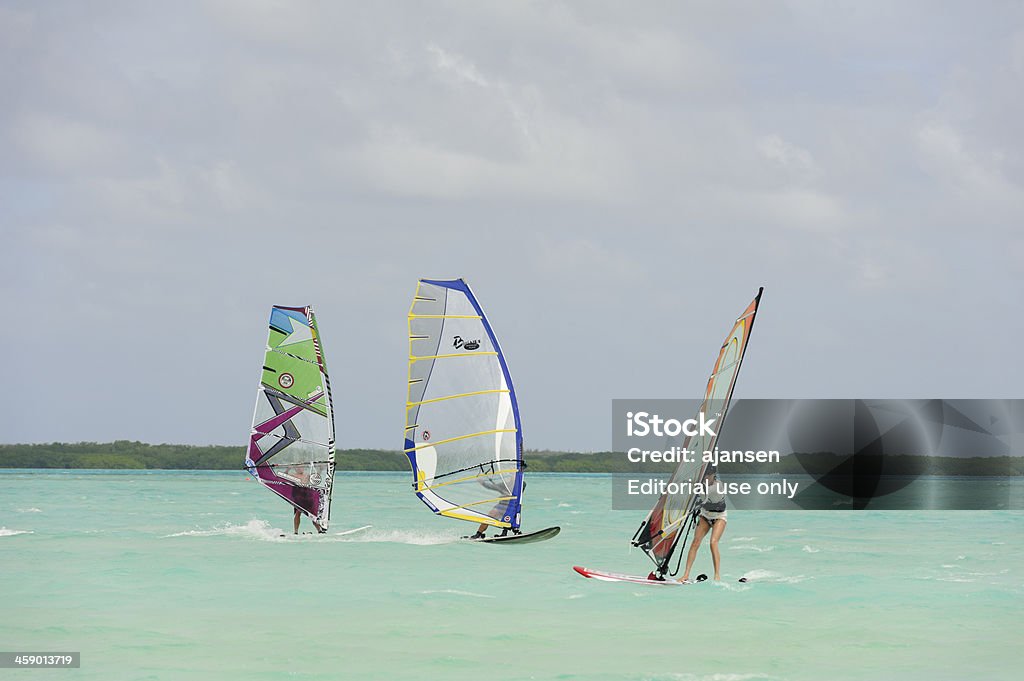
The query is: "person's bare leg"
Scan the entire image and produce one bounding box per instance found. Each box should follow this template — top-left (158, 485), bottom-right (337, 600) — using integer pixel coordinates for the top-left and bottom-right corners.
top-left (293, 508), bottom-right (301, 534)
top-left (708, 519), bottom-right (727, 580)
top-left (475, 522), bottom-right (488, 538)
top-left (680, 518), bottom-right (711, 581)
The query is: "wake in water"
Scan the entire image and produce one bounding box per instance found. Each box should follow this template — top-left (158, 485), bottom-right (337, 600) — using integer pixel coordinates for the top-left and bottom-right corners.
top-left (642, 672), bottom-right (777, 681)
top-left (332, 528), bottom-right (460, 546)
top-left (729, 544), bottom-right (775, 553)
top-left (419, 589), bottom-right (495, 599)
top-left (163, 520), bottom-right (458, 545)
top-left (0, 527), bottom-right (33, 537)
top-left (739, 569), bottom-right (811, 584)
top-left (163, 519), bottom-right (285, 541)
top-left (710, 580), bottom-right (753, 592)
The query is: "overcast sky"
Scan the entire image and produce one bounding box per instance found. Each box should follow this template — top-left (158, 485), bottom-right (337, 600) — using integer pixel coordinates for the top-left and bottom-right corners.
top-left (3, 2), bottom-right (1021, 451)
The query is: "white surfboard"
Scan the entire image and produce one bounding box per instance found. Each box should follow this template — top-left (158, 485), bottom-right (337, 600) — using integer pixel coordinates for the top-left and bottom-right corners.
top-left (335, 525), bottom-right (373, 537)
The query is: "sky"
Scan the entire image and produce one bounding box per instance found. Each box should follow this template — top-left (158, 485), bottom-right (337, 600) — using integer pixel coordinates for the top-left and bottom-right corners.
top-left (2, 1), bottom-right (1022, 451)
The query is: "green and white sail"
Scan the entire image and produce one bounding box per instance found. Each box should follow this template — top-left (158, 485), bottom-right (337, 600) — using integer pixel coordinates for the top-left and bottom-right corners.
top-left (246, 305), bottom-right (335, 530)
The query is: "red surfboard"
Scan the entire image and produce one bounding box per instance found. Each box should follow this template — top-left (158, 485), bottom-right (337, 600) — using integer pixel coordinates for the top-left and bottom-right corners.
top-left (572, 565), bottom-right (697, 585)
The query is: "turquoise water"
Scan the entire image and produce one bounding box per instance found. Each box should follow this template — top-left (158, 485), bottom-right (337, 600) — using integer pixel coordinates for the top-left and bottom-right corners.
top-left (1, 470), bottom-right (1021, 681)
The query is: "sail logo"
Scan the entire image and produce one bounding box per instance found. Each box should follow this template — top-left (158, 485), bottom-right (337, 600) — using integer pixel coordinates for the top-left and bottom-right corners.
top-left (453, 335), bottom-right (481, 350)
top-left (278, 372), bottom-right (294, 389)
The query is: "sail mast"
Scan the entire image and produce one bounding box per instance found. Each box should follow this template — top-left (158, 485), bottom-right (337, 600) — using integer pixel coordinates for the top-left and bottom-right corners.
top-left (632, 288), bottom-right (763, 575)
top-left (308, 307), bottom-right (336, 528)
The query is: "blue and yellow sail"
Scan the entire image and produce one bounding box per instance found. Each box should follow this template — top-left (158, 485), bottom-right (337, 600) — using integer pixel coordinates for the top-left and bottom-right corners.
top-left (404, 279), bottom-right (524, 530)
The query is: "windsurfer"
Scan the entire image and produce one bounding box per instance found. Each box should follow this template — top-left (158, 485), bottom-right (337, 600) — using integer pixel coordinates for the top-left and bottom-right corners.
top-left (679, 467), bottom-right (728, 582)
top-left (468, 523), bottom-right (489, 540)
top-left (293, 505), bottom-right (324, 534)
top-left (467, 474), bottom-right (523, 539)
top-left (289, 467), bottom-right (325, 534)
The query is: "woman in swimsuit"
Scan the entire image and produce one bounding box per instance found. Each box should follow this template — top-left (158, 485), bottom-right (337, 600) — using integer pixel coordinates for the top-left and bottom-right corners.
top-left (679, 466), bottom-right (728, 582)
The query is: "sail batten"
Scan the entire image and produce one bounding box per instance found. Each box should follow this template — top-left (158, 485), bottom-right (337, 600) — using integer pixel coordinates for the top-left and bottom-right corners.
top-left (246, 305), bottom-right (335, 529)
top-left (633, 288), bottom-right (763, 575)
top-left (417, 468), bottom-right (521, 492)
top-left (404, 278), bottom-right (525, 530)
top-left (410, 314), bottom-right (484, 320)
top-left (404, 429), bottom-right (518, 452)
top-left (411, 351), bottom-right (500, 361)
top-left (408, 389), bottom-right (510, 407)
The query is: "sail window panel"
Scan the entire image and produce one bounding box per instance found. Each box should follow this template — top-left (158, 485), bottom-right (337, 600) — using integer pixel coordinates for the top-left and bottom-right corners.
top-left (411, 391), bottom-right (516, 470)
top-left (413, 440), bottom-right (517, 520)
top-left (252, 453), bottom-right (333, 497)
top-left (416, 353), bottom-right (503, 397)
top-left (706, 339), bottom-right (742, 414)
top-left (413, 418), bottom-right (516, 479)
top-left (435, 481), bottom-right (515, 520)
top-left (253, 390), bottom-right (330, 441)
top-left (410, 354), bottom-right (506, 433)
top-left (252, 393), bottom-right (331, 447)
top-left (249, 417), bottom-right (329, 458)
top-left (254, 466), bottom-right (331, 518)
top-left (424, 471), bottom-right (516, 506)
top-left (407, 388), bottom-right (512, 432)
top-left (253, 431), bottom-right (331, 467)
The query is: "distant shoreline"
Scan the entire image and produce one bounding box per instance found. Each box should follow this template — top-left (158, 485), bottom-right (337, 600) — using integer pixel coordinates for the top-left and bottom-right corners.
top-left (0, 442), bottom-right (1020, 475)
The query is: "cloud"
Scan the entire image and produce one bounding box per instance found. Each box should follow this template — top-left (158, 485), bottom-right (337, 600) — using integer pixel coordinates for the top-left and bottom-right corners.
top-left (0, 5), bottom-right (34, 51)
top-left (12, 114), bottom-right (137, 177)
top-left (3, 2), bottom-right (1022, 447)
top-left (916, 121), bottom-right (1022, 212)
top-left (533, 234), bottom-right (645, 284)
top-left (427, 44), bottom-right (490, 88)
top-left (757, 134), bottom-right (819, 179)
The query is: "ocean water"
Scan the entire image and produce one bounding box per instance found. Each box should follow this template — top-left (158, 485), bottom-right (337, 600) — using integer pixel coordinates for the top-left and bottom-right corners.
top-left (1, 470), bottom-right (1021, 681)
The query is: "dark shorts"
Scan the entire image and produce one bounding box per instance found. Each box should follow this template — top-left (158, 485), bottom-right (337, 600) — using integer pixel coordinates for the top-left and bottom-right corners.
top-left (292, 486), bottom-right (318, 514)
